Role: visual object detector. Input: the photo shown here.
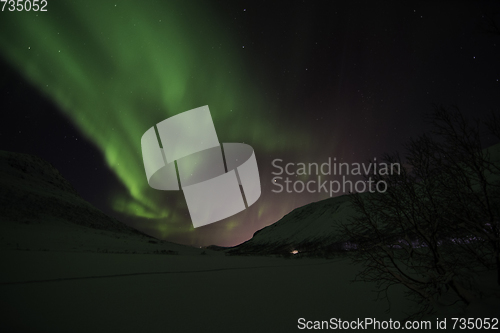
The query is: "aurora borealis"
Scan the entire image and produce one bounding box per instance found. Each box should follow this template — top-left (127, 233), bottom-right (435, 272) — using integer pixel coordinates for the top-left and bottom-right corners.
top-left (1, 1), bottom-right (499, 246)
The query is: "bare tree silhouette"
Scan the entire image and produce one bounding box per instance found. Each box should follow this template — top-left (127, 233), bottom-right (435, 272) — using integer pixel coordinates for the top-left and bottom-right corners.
top-left (342, 106), bottom-right (500, 317)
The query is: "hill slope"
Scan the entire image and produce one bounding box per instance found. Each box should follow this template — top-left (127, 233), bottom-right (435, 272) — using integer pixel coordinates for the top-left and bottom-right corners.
top-left (228, 142), bottom-right (500, 256)
top-left (227, 194), bottom-right (357, 256)
top-left (0, 150), bottom-right (202, 254)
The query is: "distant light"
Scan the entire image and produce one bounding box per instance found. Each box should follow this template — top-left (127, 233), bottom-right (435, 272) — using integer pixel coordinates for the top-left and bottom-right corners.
top-left (291, 250), bottom-right (299, 255)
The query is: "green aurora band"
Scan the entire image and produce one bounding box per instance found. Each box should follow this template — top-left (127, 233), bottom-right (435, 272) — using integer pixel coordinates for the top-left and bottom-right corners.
top-left (0, 1), bottom-right (312, 238)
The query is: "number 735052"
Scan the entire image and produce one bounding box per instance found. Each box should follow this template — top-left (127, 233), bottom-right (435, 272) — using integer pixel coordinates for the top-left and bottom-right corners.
top-left (1, 0), bottom-right (48, 11)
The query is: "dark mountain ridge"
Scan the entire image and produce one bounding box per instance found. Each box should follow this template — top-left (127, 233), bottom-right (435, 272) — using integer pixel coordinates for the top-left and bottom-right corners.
top-left (226, 142), bottom-right (500, 257)
top-left (0, 150), bottom-right (204, 254)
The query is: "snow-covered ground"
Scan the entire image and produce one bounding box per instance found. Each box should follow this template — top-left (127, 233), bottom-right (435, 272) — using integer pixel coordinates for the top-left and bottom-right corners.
top-left (1, 249), bottom-right (498, 332)
top-left (0, 251), bottom-right (411, 332)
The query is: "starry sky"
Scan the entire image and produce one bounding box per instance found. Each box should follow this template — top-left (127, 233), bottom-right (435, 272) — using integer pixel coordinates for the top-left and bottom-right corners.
top-left (1, 1), bottom-right (499, 247)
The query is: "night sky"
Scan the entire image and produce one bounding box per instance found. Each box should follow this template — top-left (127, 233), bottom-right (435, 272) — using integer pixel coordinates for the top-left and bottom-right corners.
top-left (1, 1), bottom-right (499, 247)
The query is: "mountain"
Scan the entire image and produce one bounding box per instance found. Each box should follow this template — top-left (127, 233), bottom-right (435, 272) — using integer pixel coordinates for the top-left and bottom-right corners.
top-left (227, 142), bottom-right (500, 257)
top-left (226, 194), bottom-right (358, 256)
top-left (0, 150), bottom-right (202, 254)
